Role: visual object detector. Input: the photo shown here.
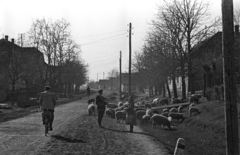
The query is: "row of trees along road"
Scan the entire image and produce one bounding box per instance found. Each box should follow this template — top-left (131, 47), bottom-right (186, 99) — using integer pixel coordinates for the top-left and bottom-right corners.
top-left (27, 18), bottom-right (88, 95)
top-left (132, 0), bottom-right (220, 99)
top-left (0, 18), bottom-right (88, 103)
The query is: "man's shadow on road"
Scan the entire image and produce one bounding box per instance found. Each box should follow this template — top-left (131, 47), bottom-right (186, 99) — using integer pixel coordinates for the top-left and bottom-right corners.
top-left (103, 126), bottom-right (176, 151)
top-left (51, 134), bottom-right (87, 143)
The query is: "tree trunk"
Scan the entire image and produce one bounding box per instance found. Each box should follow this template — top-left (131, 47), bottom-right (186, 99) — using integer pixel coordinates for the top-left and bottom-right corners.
top-left (155, 85), bottom-right (158, 95)
top-left (172, 76), bottom-right (178, 98)
top-left (181, 75), bottom-right (186, 99)
top-left (11, 82), bottom-right (15, 106)
top-left (166, 79), bottom-right (171, 98)
top-left (162, 82), bottom-right (166, 97)
top-left (203, 74), bottom-right (207, 97)
top-left (158, 82), bottom-right (162, 95)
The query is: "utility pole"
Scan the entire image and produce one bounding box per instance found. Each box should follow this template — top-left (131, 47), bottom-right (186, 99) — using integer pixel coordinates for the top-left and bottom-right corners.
top-left (103, 72), bottom-right (104, 79)
top-left (128, 23), bottom-right (132, 97)
top-left (119, 51), bottom-right (122, 99)
top-left (222, 0), bottom-right (239, 154)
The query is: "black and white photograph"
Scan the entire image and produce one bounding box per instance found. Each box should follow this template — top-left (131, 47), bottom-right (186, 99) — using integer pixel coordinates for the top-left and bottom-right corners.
top-left (0, 0), bottom-right (240, 154)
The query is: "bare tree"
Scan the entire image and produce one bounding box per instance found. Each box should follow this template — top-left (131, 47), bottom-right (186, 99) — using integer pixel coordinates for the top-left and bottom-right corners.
top-left (27, 18), bottom-right (84, 90)
top-left (153, 0), bottom-right (220, 95)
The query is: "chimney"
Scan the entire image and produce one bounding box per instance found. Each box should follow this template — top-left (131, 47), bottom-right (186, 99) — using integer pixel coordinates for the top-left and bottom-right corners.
top-left (11, 38), bottom-right (14, 44)
top-left (5, 35), bottom-right (8, 41)
top-left (235, 25), bottom-right (239, 35)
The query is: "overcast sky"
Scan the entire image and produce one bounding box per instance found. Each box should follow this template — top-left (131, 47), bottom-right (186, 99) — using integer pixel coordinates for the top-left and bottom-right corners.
top-left (1, 0), bottom-right (240, 82)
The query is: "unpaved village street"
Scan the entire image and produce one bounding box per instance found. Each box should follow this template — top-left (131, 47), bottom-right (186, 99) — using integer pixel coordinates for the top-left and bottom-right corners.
top-left (0, 95), bottom-right (171, 155)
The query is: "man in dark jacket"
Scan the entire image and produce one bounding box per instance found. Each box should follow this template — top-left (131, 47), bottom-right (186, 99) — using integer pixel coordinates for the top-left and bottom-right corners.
top-left (95, 89), bottom-right (108, 127)
top-left (87, 86), bottom-right (90, 98)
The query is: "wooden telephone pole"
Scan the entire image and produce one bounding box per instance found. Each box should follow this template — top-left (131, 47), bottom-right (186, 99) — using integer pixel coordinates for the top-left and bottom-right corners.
top-left (222, 0), bottom-right (239, 154)
top-left (128, 23), bottom-right (132, 97)
top-left (119, 51), bottom-right (122, 99)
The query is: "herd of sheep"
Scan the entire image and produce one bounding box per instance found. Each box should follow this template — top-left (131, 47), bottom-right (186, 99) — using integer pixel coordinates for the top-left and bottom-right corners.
top-left (87, 94), bottom-right (202, 130)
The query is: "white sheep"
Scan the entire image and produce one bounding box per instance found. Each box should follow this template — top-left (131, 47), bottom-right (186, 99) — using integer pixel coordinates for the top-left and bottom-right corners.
top-left (146, 109), bottom-right (154, 117)
top-left (153, 98), bottom-right (159, 104)
top-left (178, 106), bottom-right (183, 113)
top-left (168, 112), bottom-right (185, 122)
top-left (161, 112), bottom-right (169, 118)
top-left (118, 102), bottom-right (123, 107)
top-left (169, 108), bottom-right (178, 113)
top-left (162, 108), bottom-right (170, 113)
top-left (144, 103), bottom-right (152, 109)
top-left (87, 103), bottom-right (96, 116)
top-left (150, 114), bottom-right (172, 129)
top-left (115, 110), bottom-right (126, 123)
top-left (189, 107), bottom-right (200, 116)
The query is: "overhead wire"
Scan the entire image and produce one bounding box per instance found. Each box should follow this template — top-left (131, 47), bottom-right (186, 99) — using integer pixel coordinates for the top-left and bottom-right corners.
top-left (80, 32), bottom-right (127, 46)
top-left (78, 29), bottom-right (127, 39)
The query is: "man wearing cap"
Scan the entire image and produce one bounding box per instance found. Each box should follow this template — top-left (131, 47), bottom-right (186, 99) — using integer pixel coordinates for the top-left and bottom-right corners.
top-left (95, 89), bottom-right (108, 127)
top-left (39, 86), bottom-right (56, 131)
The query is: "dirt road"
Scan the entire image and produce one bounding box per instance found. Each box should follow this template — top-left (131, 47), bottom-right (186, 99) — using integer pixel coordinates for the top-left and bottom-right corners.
top-left (0, 95), bottom-right (171, 155)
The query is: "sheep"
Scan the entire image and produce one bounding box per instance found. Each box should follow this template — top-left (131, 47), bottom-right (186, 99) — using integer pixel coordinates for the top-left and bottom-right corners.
top-left (144, 103), bottom-right (152, 109)
top-left (150, 102), bottom-right (157, 107)
top-left (136, 110), bottom-right (147, 120)
top-left (106, 109), bottom-right (115, 118)
top-left (178, 106), bottom-right (183, 113)
top-left (153, 98), bottom-right (159, 104)
top-left (169, 108), bottom-right (178, 113)
top-left (172, 98), bottom-right (182, 104)
top-left (146, 109), bottom-right (154, 117)
top-left (162, 109), bottom-right (170, 113)
top-left (88, 98), bottom-right (95, 105)
top-left (141, 114), bottom-right (151, 125)
top-left (107, 103), bottom-right (118, 109)
top-left (161, 112), bottom-right (169, 118)
top-left (123, 102), bottom-right (129, 108)
top-left (135, 108), bottom-right (146, 112)
top-left (168, 112), bottom-right (185, 122)
top-left (115, 110), bottom-right (127, 123)
top-left (153, 110), bottom-right (160, 114)
top-left (190, 95), bottom-right (199, 104)
top-left (108, 108), bottom-right (116, 116)
top-left (150, 114), bottom-right (172, 129)
top-left (189, 107), bottom-right (201, 116)
top-left (159, 98), bottom-right (169, 106)
top-left (118, 102), bottom-right (123, 107)
top-left (87, 103), bottom-right (96, 115)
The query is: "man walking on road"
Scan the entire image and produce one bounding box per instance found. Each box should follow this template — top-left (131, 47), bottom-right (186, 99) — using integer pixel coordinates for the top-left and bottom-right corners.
top-left (39, 86), bottom-right (56, 131)
top-left (87, 86), bottom-right (90, 98)
top-left (95, 89), bottom-right (108, 127)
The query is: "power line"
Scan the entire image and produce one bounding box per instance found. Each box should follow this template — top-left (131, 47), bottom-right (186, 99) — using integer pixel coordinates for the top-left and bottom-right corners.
top-left (90, 60), bottom-right (118, 68)
top-left (86, 53), bottom-right (119, 63)
top-left (80, 33), bottom-right (127, 46)
top-left (88, 58), bottom-right (119, 66)
top-left (78, 29), bottom-right (126, 38)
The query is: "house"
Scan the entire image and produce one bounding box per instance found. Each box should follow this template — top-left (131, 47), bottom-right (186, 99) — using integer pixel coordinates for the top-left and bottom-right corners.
top-left (97, 72), bottom-right (142, 93)
top-left (0, 35), bottom-right (46, 100)
top-left (191, 25), bottom-right (240, 94)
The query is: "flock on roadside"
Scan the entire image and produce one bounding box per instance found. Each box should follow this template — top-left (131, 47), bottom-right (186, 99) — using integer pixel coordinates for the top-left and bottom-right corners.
top-left (87, 94), bottom-right (202, 130)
